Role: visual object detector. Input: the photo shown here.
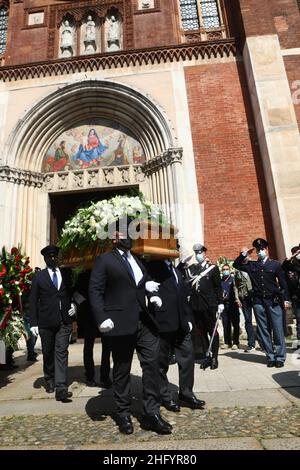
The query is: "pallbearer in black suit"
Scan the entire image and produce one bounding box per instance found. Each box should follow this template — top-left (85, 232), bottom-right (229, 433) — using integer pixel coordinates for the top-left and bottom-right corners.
top-left (29, 245), bottom-right (76, 402)
top-left (89, 219), bottom-right (172, 435)
top-left (182, 244), bottom-right (224, 370)
top-left (233, 238), bottom-right (291, 367)
top-left (146, 259), bottom-right (206, 412)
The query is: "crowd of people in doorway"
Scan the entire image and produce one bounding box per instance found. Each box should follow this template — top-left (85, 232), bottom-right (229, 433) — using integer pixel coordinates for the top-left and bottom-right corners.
top-left (2, 224), bottom-right (300, 436)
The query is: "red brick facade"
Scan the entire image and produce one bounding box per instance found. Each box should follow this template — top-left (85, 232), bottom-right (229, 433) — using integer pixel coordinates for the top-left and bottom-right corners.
top-left (184, 61), bottom-right (275, 261)
top-left (284, 55), bottom-right (300, 133)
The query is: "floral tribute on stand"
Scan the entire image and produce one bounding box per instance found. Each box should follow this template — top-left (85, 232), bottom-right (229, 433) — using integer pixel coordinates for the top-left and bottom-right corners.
top-left (0, 246), bottom-right (33, 351)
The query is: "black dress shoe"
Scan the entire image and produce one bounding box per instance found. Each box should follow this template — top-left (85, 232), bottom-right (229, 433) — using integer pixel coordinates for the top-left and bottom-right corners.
top-left (161, 399), bottom-right (180, 412)
top-left (45, 382), bottom-right (55, 393)
top-left (55, 391), bottom-right (73, 402)
top-left (27, 355), bottom-right (38, 362)
top-left (178, 394), bottom-right (206, 409)
top-left (117, 416), bottom-right (134, 435)
top-left (275, 361), bottom-right (284, 368)
top-left (210, 358), bottom-right (218, 370)
top-left (141, 414), bottom-right (172, 434)
top-left (99, 378), bottom-right (112, 388)
top-left (267, 360), bottom-right (275, 367)
top-left (86, 379), bottom-right (99, 387)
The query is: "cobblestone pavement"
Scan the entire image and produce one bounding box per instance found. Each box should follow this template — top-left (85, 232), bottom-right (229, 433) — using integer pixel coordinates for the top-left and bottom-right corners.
top-left (0, 405), bottom-right (300, 449)
top-left (1, 341), bottom-right (300, 450)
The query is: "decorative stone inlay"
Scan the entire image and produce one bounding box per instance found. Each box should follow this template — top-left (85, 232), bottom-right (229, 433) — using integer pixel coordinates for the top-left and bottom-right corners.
top-left (0, 165), bottom-right (43, 187)
top-left (142, 148), bottom-right (183, 176)
top-left (0, 40), bottom-right (237, 82)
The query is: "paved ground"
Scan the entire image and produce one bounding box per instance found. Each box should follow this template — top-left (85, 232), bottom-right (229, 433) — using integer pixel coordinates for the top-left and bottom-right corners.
top-left (0, 340), bottom-right (300, 450)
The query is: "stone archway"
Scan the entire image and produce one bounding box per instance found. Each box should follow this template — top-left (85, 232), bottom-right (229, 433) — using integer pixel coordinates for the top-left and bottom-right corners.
top-left (1, 79), bottom-right (185, 266)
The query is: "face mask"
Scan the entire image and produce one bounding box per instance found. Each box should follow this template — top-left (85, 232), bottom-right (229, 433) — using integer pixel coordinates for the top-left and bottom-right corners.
top-left (196, 253), bottom-right (204, 263)
top-left (45, 255), bottom-right (58, 269)
top-left (117, 238), bottom-right (133, 251)
top-left (223, 270), bottom-right (230, 277)
top-left (258, 249), bottom-right (267, 260)
top-left (296, 254), bottom-right (300, 261)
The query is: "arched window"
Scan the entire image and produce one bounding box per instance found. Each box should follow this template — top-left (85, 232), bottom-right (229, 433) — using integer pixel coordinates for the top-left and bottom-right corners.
top-left (0, 5), bottom-right (8, 55)
top-left (179, 0), bottom-right (221, 31)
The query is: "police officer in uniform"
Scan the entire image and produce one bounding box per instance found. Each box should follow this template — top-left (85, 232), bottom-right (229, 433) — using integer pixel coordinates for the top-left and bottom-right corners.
top-left (182, 244), bottom-right (224, 370)
top-left (233, 238), bottom-right (290, 367)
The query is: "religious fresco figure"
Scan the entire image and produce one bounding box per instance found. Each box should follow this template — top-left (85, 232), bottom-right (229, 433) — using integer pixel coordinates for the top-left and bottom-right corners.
top-left (73, 128), bottom-right (108, 167)
top-left (110, 133), bottom-right (129, 166)
top-left (43, 140), bottom-right (70, 172)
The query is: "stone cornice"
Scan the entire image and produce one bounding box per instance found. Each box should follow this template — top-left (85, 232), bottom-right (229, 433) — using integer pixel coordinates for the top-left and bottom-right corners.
top-left (0, 39), bottom-right (237, 82)
top-left (142, 148), bottom-right (183, 176)
top-left (0, 165), bottom-right (44, 187)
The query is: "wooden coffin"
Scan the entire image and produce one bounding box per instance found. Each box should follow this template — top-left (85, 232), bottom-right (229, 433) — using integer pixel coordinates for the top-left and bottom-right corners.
top-left (61, 220), bottom-right (179, 268)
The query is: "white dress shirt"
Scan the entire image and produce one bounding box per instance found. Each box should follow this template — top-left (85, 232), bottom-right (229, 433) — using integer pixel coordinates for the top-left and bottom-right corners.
top-left (118, 249), bottom-right (143, 285)
top-left (47, 267), bottom-right (62, 290)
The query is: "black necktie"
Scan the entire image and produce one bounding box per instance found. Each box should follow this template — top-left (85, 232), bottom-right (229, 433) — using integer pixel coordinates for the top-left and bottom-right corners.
top-left (167, 263), bottom-right (178, 286)
top-left (122, 253), bottom-right (136, 282)
top-left (52, 269), bottom-right (58, 289)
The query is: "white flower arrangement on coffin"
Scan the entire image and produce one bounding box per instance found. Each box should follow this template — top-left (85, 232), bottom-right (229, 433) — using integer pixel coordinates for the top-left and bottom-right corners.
top-left (58, 195), bottom-right (174, 264)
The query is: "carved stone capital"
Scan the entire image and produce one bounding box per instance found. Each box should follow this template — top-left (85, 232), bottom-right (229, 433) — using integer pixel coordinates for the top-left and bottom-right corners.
top-left (142, 148), bottom-right (183, 176)
top-left (0, 165), bottom-right (44, 187)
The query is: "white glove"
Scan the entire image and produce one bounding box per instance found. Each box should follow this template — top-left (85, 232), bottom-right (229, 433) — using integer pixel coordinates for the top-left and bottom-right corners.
top-left (145, 281), bottom-right (160, 293)
top-left (188, 321), bottom-right (193, 332)
top-left (30, 326), bottom-right (39, 337)
top-left (149, 296), bottom-right (162, 308)
top-left (99, 318), bottom-right (114, 333)
top-left (180, 255), bottom-right (193, 265)
top-left (68, 303), bottom-right (77, 317)
top-left (218, 304), bottom-right (225, 314)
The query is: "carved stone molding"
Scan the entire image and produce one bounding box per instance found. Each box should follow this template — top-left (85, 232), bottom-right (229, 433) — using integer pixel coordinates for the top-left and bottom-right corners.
top-left (42, 164), bottom-right (145, 192)
top-left (0, 39), bottom-right (237, 82)
top-left (142, 148), bottom-right (183, 176)
top-left (0, 165), bottom-right (44, 187)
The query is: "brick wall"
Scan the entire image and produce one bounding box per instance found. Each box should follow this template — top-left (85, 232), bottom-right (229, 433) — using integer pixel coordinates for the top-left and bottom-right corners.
top-left (133, 0), bottom-right (179, 49)
top-left (184, 61), bottom-right (276, 261)
top-left (269, 0), bottom-right (300, 50)
top-left (284, 55), bottom-right (300, 132)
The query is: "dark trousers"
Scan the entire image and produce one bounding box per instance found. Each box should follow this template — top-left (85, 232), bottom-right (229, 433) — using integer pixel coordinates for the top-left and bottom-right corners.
top-left (83, 320), bottom-right (111, 382)
top-left (103, 321), bottom-right (160, 418)
top-left (158, 331), bottom-right (194, 402)
top-left (39, 323), bottom-right (72, 392)
top-left (193, 307), bottom-right (219, 358)
top-left (241, 296), bottom-right (255, 348)
top-left (222, 303), bottom-right (240, 346)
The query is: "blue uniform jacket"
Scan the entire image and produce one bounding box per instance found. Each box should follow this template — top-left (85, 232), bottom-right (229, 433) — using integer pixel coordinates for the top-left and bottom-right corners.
top-left (233, 255), bottom-right (290, 306)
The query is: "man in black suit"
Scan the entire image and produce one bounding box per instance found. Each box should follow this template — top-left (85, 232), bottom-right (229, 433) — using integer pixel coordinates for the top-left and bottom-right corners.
top-left (89, 220), bottom-right (172, 435)
top-left (74, 269), bottom-right (112, 388)
top-left (146, 259), bottom-right (206, 412)
top-left (29, 245), bottom-right (76, 402)
top-left (182, 244), bottom-right (224, 370)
